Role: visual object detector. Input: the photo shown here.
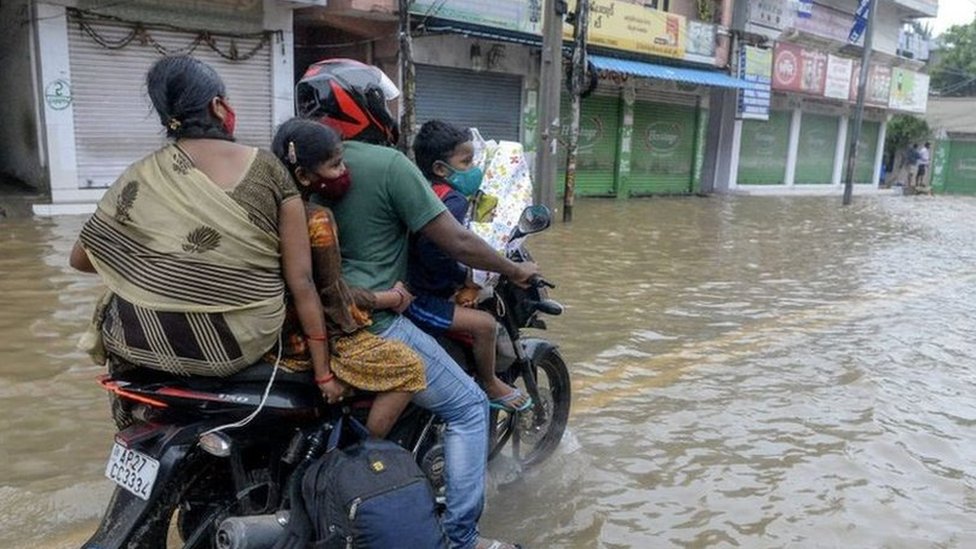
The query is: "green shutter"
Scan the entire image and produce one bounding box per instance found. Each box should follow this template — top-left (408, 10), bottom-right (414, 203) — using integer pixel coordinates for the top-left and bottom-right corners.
top-left (558, 95), bottom-right (621, 196)
top-left (737, 111), bottom-right (790, 185)
top-left (845, 121), bottom-right (879, 183)
top-left (945, 140), bottom-right (976, 195)
top-left (794, 113), bottom-right (838, 184)
top-left (628, 101), bottom-right (697, 195)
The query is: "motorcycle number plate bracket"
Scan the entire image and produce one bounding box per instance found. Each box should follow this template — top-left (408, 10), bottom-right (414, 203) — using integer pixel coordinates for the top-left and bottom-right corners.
top-left (104, 442), bottom-right (160, 501)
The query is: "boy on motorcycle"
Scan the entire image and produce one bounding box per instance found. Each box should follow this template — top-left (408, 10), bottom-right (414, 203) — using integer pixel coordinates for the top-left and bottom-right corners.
top-left (408, 120), bottom-right (533, 413)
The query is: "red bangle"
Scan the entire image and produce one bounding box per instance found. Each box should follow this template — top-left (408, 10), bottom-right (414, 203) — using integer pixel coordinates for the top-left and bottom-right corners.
top-left (315, 372), bottom-right (335, 385)
top-left (305, 333), bottom-right (327, 341)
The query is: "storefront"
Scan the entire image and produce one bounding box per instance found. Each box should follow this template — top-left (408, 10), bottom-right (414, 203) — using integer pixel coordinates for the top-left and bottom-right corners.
top-left (414, 64), bottom-right (523, 142)
top-left (557, 91), bottom-right (622, 196)
top-left (629, 91), bottom-right (701, 195)
top-left (737, 110), bottom-right (791, 185)
top-left (67, 14), bottom-right (274, 189)
top-left (27, 1), bottom-right (297, 215)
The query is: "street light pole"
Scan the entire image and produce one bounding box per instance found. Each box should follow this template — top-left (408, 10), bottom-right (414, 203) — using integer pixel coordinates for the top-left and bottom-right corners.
top-left (397, 0), bottom-right (416, 157)
top-left (843, 0), bottom-right (878, 206)
top-left (563, 0), bottom-right (588, 223)
top-left (535, 0), bottom-right (565, 211)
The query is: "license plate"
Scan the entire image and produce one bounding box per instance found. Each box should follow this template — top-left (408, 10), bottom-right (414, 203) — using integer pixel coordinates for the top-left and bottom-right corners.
top-left (104, 442), bottom-right (159, 500)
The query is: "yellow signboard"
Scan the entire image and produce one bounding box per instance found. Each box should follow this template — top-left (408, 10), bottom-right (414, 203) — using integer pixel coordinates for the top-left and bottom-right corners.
top-left (565, 0), bottom-right (686, 60)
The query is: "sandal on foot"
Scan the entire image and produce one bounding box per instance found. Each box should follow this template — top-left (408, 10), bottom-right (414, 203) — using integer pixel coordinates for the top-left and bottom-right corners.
top-left (488, 387), bottom-right (533, 413)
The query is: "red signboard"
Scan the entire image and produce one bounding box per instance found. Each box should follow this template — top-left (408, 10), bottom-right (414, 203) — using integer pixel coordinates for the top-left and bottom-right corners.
top-left (772, 42), bottom-right (827, 96)
top-left (849, 62), bottom-right (892, 106)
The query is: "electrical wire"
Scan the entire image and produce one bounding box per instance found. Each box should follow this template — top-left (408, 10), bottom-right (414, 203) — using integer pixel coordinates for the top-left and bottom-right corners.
top-left (199, 332), bottom-right (283, 437)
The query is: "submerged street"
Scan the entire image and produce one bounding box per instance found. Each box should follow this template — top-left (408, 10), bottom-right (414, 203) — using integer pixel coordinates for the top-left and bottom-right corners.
top-left (3, 195), bottom-right (976, 547)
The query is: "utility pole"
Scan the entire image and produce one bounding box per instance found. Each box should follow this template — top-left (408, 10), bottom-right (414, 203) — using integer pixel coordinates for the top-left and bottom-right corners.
top-left (536, 0), bottom-right (566, 211)
top-left (398, 0), bottom-right (416, 157)
top-left (843, 0), bottom-right (878, 206)
top-left (563, 0), bottom-right (588, 222)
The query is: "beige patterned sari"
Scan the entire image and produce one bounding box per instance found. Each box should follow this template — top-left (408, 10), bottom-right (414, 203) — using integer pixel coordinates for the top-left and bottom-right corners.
top-left (80, 144), bottom-right (296, 376)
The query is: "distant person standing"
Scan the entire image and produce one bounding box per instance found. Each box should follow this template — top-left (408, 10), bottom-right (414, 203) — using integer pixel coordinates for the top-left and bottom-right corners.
top-left (906, 143), bottom-right (920, 190)
top-left (916, 142), bottom-right (931, 193)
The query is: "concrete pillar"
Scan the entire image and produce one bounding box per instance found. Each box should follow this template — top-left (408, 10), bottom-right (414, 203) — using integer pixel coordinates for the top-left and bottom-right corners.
top-left (615, 85), bottom-right (635, 199)
top-left (831, 115), bottom-right (849, 186)
top-left (729, 119), bottom-right (743, 190)
top-left (32, 2), bottom-right (84, 214)
top-left (872, 115), bottom-right (889, 188)
top-left (265, 0), bottom-right (295, 129)
top-left (784, 107), bottom-right (802, 186)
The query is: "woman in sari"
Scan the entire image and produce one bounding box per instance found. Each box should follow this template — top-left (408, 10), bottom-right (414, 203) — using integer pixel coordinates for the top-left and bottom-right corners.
top-left (69, 55), bottom-right (343, 402)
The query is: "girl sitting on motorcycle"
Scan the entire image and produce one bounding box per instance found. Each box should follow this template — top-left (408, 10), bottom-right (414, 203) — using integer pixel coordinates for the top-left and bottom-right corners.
top-left (271, 118), bottom-right (426, 438)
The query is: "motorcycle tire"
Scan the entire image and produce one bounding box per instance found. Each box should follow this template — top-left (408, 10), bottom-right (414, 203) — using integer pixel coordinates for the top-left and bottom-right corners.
top-left (124, 453), bottom-right (224, 549)
top-left (490, 347), bottom-right (571, 467)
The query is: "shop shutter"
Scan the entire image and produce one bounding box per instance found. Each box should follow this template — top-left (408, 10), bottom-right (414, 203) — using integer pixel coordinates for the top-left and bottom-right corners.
top-left (557, 94), bottom-right (620, 196)
top-left (845, 120), bottom-right (880, 184)
top-left (945, 140), bottom-right (976, 195)
top-left (629, 100), bottom-right (697, 195)
top-left (414, 64), bottom-right (522, 142)
top-left (68, 16), bottom-right (272, 189)
top-left (794, 113), bottom-right (838, 184)
top-left (737, 110), bottom-right (790, 185)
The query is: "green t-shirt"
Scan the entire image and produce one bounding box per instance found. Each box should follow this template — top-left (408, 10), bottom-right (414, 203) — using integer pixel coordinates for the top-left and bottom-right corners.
top-left (329, 141), bottom-right (446, 333)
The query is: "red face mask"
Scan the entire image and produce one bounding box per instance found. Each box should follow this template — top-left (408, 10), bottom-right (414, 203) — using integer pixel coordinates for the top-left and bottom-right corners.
top-left (311, 169), bottom-right (352, 201)
top-left (222, 105), bottom-right (236, 136)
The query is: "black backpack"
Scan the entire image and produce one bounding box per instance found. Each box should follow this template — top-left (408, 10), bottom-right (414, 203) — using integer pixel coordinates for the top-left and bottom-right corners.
top-left (279, 417), bottom-right (448, 549)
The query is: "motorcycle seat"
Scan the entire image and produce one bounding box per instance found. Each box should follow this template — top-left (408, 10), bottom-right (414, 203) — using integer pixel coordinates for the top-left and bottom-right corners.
top-left (110, 360), bottom-right (314, 388)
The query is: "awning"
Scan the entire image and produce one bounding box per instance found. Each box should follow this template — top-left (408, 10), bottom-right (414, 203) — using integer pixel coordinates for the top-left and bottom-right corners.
top-left (589, 55), bottom-right (762, 90)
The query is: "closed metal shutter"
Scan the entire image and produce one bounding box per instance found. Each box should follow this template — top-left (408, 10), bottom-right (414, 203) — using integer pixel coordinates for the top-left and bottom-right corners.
top-left (68, 16), bottom-right (272, 189)
top-left (737, 110), bottom-right (790, 185)
top-left (795, 113), bottom-right (838, 184)
top-left (414, 64), bottom-right (522, 142)
top-left (845, 120), bottom-right (879, 184)
top-left (946, 140), bottom-right (976, 194)
top-left (629, 100), bottom-right (697, 195)
top-left (557, 94), bottom-right (620, 196)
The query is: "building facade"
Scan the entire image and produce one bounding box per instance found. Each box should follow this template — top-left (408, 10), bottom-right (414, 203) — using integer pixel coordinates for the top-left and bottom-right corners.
top-left (704, 0), bottom-right (937, 194)
top-left (1, 0), bottom-right (317, 215)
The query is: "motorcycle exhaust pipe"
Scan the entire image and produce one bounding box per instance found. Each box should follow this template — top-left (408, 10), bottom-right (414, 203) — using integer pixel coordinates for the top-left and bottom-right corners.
top-left (216, 512), bottom-right (288, 549)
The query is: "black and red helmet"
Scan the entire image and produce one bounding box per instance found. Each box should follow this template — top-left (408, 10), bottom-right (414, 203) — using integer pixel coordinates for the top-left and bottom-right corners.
top-left (296, 59), bottom-right (401, 146)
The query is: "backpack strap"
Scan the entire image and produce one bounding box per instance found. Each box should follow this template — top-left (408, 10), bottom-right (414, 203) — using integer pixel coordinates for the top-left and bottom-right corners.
top-left (432, 182), bottom-right (452, 200)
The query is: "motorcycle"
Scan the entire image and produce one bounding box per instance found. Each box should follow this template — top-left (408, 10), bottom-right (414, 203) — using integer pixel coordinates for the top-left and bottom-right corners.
top-left (83, 205), bottom-right (570, 549)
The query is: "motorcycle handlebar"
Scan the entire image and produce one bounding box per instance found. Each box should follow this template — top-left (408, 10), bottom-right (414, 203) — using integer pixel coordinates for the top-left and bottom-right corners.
top-left (529, 275), bottom-right (556, 289)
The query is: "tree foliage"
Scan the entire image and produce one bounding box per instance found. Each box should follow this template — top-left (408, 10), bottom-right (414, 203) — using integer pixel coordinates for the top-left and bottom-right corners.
top-left (885, 114), bottom-right (930, 169)
top-left (931, 19), bottom-right (976, 96)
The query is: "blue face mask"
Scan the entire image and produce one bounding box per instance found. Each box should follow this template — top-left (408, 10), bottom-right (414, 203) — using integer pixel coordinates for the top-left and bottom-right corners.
top-left (442, 164), bottom-right (484, 197)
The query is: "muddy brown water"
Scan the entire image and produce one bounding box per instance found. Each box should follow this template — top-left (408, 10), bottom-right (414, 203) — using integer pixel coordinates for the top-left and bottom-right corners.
top-left (3, 196), bottom-right (976, 548)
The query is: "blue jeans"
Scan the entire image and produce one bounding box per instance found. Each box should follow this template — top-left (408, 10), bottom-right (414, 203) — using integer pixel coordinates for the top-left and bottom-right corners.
top-left (380, 315), bottom-right (489, 549)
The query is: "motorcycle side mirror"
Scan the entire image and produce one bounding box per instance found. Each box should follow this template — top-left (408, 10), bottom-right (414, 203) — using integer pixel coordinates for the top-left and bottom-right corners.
top-left (513, 205), bottom-right (552, 239)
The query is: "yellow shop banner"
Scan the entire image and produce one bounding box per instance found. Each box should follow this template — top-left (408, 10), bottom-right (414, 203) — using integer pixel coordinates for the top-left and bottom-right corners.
top-left (565, 0), bottom-right (686, 59)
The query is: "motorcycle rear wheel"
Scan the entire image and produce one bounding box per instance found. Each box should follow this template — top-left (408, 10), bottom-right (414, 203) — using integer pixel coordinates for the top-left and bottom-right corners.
top-left (489, 348), bottom-right (570, 467)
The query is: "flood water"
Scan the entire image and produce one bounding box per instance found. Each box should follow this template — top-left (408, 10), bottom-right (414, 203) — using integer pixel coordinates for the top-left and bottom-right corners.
top-left (4, 195), bottom-right (976, 548)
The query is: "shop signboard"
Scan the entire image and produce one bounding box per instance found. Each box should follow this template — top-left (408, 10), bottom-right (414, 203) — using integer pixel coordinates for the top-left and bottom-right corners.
top-left (737, 45), bottom-right (772, 121)
top-left (565, 0), bottom-right (686, 60)
top-left (410, 0), bottom-right (543, 35)
top-left (849, 62), bottom-right (892, 106)
top-left (889, 68), bottom-right (929, 113)
top-left (823, 55), bottom-right (853, 100)
top-left (772, 42), bottom-right (827, 96)
top-left (792, 3), bottom-right (863, 46)
top-left (686, 20), bottom-right (716, 61)
top-left (748, 0), bottom-right (796, 33)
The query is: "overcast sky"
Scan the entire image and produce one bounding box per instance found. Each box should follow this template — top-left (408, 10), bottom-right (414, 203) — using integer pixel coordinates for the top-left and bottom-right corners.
top-left (926, 0), bottom-right (975, 36)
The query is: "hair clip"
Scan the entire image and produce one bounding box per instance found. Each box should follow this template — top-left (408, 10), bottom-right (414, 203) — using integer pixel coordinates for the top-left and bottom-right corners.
top-left (287, 141), bottom-right (298, 164)
top-left (167, 118), bottom-right (182, 131)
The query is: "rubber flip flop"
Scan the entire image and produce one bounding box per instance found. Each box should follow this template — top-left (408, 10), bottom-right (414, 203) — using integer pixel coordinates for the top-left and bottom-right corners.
top-left (488, 387), bottom-right (534, 413)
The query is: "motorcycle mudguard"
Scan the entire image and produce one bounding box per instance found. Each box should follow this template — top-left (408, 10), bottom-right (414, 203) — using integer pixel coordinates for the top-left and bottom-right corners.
top-left (82, 422), bottom-right (202, 549)
top-left (521, 337), bottom-right (561, 364)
